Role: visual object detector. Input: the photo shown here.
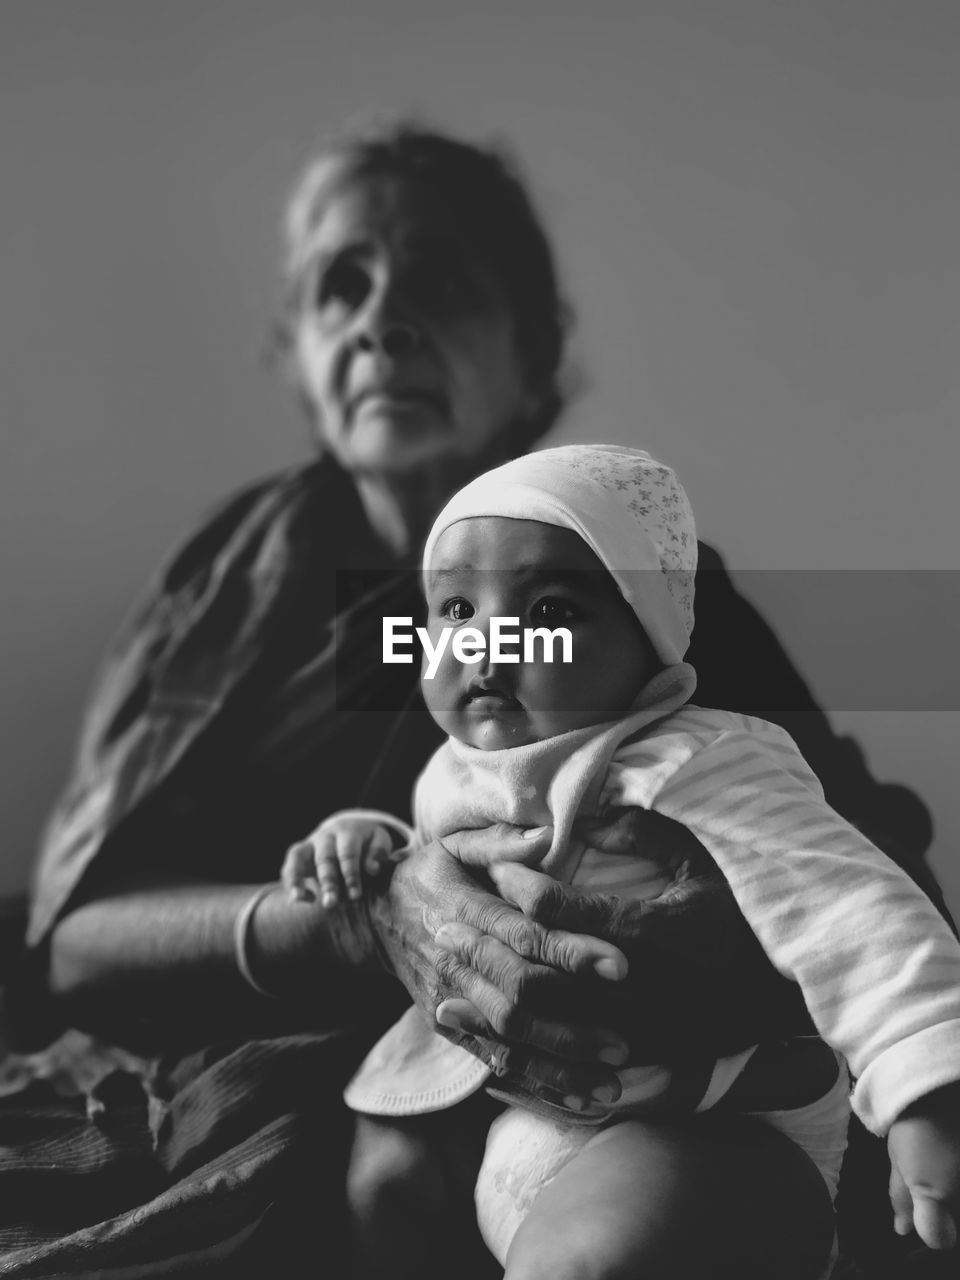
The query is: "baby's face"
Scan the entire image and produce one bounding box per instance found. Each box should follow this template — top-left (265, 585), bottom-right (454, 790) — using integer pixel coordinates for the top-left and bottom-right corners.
top-left (421, 517), bottom-right (656, 749)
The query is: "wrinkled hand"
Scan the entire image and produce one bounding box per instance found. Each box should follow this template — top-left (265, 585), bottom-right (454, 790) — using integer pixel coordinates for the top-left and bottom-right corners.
top-left (888, 1087), bottom-right (960, 1250)
top-left (431, 810), bottom-right (811, 1065)
top-left (527, 868), bottom-right (812, 1061)
top-left (365, 827), bottom-right (632, 1108)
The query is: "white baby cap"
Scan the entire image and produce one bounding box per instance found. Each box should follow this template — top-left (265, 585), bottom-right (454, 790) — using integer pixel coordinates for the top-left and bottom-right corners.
top-left (422, 444), bottom-right (698, 666)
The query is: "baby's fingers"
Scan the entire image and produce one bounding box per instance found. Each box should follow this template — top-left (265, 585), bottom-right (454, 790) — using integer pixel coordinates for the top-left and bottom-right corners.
top-left (888, 1108), bottom-right (960, 1251)
top-left (911, 1195), bottom-right (957, 1251)
top-left (890, 1161), bottom-right (913, 1237)
top-left (334, 829), bottom-right (365, 902)
top-left (281, 841), bottom-right (319, 903)
top-left (336, 826), bottom-right (393, 899)
top-left (890, 1151), bottom-right (959, 1249)
top-left (314, 830), bottom-right (345, 908)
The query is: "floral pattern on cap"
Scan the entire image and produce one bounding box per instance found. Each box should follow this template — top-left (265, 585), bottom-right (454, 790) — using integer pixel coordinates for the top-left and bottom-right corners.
top-left (557, 446), bottom-right (696, 640)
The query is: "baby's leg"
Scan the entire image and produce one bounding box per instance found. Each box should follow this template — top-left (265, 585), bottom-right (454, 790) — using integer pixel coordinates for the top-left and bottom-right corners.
top-left (347, 1101), bottom-right (499, 1280)
top-left (502, 1112), bottom-right (836, 1280)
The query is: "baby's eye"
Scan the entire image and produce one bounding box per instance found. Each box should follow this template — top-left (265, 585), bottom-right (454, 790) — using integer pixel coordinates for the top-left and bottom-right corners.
top-left (531, 597), bottom-right (578, 624)
top-left (442, 597), bottom-right (475, 622)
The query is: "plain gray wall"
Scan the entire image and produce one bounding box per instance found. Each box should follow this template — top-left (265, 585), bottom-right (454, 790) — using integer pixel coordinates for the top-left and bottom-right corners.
top-left (2, 1), bottom-right (958, 919)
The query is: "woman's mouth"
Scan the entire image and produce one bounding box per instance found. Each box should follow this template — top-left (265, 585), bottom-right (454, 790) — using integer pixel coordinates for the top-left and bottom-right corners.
top-left (353, 386), bottom-right (445, 416)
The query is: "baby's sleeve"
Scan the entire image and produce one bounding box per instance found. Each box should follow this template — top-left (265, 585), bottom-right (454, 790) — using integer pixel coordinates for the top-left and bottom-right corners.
top-left (646, 722), bottom-right (960, 1134)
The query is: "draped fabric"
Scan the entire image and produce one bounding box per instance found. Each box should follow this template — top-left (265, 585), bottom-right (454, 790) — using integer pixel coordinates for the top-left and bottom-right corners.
top-left (0, 1030), bottom-right (361, 1278)
top-left (4, 457), bottom-right (440, 1276)
top-left (27, 457), bottom-right (442, 947)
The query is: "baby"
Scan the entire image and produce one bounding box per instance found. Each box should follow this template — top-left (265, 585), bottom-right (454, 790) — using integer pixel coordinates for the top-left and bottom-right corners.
top-left (282, 445), bottom-right (960, 1279)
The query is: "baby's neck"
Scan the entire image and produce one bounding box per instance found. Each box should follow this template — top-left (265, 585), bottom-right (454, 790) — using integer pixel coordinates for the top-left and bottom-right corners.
top-left (448, 713), bottom-right (629, 753)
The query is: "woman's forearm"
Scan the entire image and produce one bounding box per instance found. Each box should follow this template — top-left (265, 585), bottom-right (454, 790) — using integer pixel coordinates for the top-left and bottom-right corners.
top-left (46, 878), bottom-right (386, 1028)
top-left (49, 881), bottom-right (257, 1000)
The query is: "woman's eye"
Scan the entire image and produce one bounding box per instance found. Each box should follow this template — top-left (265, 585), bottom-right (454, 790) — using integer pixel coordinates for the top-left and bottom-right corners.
top-left (315, 260), bottom-right (369, 311)
top-left (411, 258), bottom-right (472, 307)
top-left (531, 598), bottom-right (578, 624)
top-left (442, 598), bottom-right (475, 622)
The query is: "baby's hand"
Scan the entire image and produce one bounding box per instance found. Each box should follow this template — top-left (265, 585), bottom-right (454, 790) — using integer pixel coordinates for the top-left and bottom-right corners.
top-left (281, 815), bottom-right (395, 909)
top-left (888, 1088), bottom-right (960, 1250)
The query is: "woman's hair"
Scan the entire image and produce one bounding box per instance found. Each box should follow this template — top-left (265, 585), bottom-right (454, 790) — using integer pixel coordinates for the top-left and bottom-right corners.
top-left (271, 120), bottom-right (574, 444)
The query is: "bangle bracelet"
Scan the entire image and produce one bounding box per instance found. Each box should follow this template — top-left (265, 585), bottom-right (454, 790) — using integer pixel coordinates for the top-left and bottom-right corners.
top-left (234, 883), bottom-right (280, 997)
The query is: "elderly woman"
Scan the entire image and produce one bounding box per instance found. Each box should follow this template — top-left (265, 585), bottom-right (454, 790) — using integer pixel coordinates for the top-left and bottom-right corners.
top-left (2, 125), bottom-right (945, 1277)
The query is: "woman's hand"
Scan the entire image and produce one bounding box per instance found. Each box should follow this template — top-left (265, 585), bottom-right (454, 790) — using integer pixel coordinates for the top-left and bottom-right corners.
top-left (365, 827), bottom-right (634, 1108)
top-left (414, 821), bottom-right (811, 1080)
top-left (480, 862), bottom-right (813, 1062)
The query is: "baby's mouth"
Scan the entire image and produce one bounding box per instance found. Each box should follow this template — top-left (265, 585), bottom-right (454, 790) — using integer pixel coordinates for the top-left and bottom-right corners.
top-left (463, 682), bottom-right (522, 711)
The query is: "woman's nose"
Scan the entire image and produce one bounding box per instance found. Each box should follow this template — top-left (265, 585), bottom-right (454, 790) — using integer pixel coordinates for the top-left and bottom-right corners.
top-left (355, 282), bottom-right (421, 358)
top-left (356, 319), bottom-right (419, 359)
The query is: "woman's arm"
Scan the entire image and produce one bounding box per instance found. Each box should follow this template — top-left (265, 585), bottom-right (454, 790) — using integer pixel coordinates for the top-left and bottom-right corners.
top-left (45, 875), bottom-right (388, 1040)
top-left (43, 825), bottom-right (636, 1102)
top-left (44, 816), bottom-right (811, 1110)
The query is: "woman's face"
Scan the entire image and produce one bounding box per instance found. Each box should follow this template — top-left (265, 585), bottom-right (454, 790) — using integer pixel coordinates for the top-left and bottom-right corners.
top-left (291, 172), bottom-right (539, 481)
